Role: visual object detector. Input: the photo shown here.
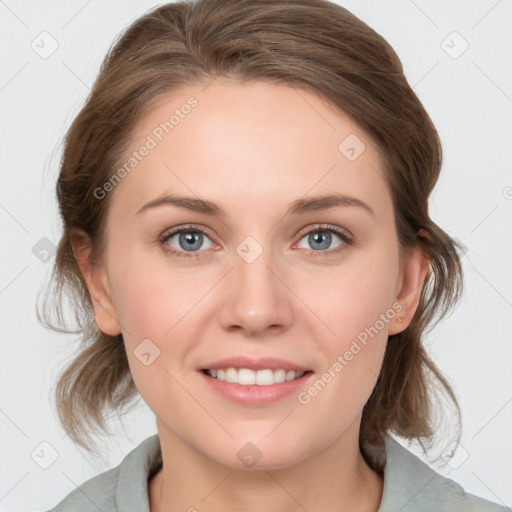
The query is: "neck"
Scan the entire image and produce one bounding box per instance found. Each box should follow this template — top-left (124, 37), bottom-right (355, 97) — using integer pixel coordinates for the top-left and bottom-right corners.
top-left (149, 422), bottom-right (383, 512)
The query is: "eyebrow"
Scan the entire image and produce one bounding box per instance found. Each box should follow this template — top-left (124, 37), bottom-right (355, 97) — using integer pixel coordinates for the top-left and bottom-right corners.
top-left (136, 193), bottom-right (375, 218)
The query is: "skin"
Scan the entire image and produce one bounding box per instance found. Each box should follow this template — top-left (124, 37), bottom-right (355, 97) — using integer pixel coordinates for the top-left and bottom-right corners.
top-left (73, 78), bottom-right (429, 511)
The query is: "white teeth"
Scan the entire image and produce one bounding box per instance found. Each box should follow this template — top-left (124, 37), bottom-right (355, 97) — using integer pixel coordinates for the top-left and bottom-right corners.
top-left (274, 369), bottom-right (286, 383)
top-left (239, 368), bottom-right (256, 385)
top-left (225, 367), bottom-right (238, 383)
top-left (207, 367), bottom-right (307, 385)
top-left (285, 370), bottom-right (296, 381)
top-left (255, 369), bottom-right (273, 385)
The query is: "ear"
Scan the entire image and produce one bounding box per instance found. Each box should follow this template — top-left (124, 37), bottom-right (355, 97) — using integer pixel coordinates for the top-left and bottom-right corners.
top-left (388, 233), bottom-right (430, 336)
top-left (70, 228), bottom-right (122, 336)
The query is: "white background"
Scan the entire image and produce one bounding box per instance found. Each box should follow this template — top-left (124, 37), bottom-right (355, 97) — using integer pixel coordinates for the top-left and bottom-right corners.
top-left (1, 0), bottom-right (511, 510)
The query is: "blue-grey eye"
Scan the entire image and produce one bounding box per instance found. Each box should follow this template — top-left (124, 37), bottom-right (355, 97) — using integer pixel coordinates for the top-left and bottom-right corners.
top-left (298, 230), bottom-right (344, 251)
top-left (166, 230), bottom-right (213, 252)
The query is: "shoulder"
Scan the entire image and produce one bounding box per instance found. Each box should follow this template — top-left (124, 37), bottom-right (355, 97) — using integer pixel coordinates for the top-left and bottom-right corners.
top-left (47, 434), bottom-right (161, 512)
top-left (378, 436), bottom-right (510, 512)
top-left (46, 465), bottom-right (119, 512)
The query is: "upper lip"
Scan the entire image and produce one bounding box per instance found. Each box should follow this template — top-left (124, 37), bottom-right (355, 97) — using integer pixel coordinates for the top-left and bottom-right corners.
top-left (200, 356), bottom-right (312, 372)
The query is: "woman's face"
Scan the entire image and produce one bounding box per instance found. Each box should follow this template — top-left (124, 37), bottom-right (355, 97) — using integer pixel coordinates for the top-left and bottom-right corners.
top-left (90, 78), bottom-right (418, 469)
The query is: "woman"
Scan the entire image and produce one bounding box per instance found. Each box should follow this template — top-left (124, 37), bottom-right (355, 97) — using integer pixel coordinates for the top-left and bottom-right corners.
top-left (43, 0), bottom-right (508, 510)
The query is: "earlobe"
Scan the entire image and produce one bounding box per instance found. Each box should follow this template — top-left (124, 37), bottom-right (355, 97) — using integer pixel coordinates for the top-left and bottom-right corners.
top-left (388, 241), bottom-right (430, 336)
top-left (70, 229), bottom-right (122, 336)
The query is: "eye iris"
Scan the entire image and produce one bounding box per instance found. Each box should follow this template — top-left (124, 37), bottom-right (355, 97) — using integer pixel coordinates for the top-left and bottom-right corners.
top-left (309, 231), bottom-right (331, 250)
top-left (179, 232), bottom-right (202, 251)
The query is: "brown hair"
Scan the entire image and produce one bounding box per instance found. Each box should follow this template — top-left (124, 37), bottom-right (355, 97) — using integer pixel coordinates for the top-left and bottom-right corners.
top-left (39, 0), bottom-right (463, 455)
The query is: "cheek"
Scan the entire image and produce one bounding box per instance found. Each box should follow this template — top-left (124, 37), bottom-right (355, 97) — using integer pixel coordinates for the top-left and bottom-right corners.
top-left (108, 244), bottom-right (217, 345)
top-left (295, 248), bottom-right (399, 403)
top-left (107, 251), bottom-right (214, 417)
top-left (106, 248), bottom-right (223, 402)
top-left (305, 251), bottom-right (400, 348)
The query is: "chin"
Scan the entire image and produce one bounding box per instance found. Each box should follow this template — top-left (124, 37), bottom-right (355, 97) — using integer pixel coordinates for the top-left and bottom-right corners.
top-left (201, 434), bottom-right (313, 471)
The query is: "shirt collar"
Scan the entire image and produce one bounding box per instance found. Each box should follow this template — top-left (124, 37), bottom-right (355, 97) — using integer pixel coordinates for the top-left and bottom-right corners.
top-left (113, 433), bottom-right (446, 511)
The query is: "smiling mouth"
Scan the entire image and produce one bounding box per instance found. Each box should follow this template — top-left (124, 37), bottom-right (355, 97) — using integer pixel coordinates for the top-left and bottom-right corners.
top-left (201, 368), bottom-right (313, 386)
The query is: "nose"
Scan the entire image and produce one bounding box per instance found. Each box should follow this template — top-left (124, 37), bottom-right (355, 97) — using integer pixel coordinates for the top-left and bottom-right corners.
top-left (217, 241), bottom-right (294, 337)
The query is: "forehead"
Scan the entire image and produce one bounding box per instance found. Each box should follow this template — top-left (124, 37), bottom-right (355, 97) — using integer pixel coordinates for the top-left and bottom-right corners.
top-left (109, 78), bottom-right (392, 221)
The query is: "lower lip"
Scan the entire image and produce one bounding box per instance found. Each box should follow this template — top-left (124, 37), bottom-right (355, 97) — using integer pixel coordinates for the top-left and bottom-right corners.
top-left (199, 371), bottom-right (313, 406)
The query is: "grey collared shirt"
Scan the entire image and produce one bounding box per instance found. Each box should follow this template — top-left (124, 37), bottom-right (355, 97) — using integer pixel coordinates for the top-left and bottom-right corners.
top-left (48, 434), bottom-right (510, 511)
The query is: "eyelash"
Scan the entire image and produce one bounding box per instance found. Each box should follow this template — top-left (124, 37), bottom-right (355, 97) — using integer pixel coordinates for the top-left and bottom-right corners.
top-left (158, 224), bottom-right (354, 259)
